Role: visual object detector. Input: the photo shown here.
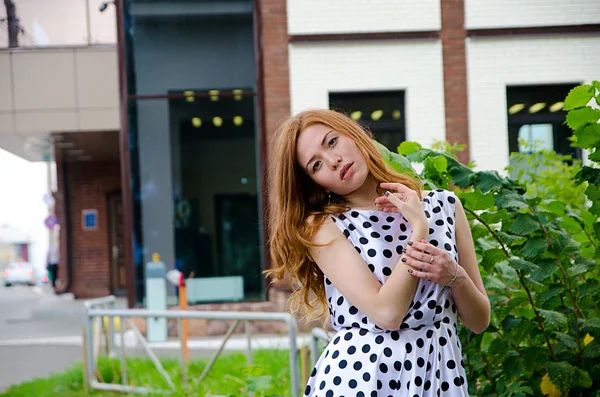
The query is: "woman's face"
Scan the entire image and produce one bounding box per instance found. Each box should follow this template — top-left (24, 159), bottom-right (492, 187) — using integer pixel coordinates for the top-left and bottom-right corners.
top-left (296, 123), bottom-right (369, 196)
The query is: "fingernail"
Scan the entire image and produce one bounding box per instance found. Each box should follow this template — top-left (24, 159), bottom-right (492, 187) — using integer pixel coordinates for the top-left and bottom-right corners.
top-left (408, 242), bottom-right (413, 246)
top-left (408, 269), bottom-right (413, 273)
top-left (402, 248), bottom-right (407, 253)
top-left (401, 258), bottom-right (407, 262)
top-left (384, 191), bottom-right (390, 197)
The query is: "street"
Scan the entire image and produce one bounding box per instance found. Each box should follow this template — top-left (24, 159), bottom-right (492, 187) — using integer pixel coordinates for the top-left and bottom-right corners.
top-left (0, 284), bottom-right (84, 392)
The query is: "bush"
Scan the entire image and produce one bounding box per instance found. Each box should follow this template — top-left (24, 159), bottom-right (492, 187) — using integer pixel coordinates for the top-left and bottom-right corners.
top-left (377, 82), bottom-right (600, 396)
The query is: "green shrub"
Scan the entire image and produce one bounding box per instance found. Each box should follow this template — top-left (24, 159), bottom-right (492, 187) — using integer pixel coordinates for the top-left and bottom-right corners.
top-left (377, 82), bottom-right (600, 397)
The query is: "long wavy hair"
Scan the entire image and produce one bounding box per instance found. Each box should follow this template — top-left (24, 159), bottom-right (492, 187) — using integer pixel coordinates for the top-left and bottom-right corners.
top-left (265, 109), bottom-right (422, 322)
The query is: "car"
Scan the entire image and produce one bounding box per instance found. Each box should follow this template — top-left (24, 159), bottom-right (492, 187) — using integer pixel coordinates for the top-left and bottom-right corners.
top-left (3, 262), bottom-right (37, 287)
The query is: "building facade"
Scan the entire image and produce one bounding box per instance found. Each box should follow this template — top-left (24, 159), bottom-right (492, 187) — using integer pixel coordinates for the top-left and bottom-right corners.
top-left (1, 1), bottom-right (598, 315)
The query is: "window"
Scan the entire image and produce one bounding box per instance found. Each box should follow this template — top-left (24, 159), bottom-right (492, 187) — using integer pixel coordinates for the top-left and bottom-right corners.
top-left (506, 84), bottom-right (580, 158)
top-left (329, 91), bottom-right (406, 152)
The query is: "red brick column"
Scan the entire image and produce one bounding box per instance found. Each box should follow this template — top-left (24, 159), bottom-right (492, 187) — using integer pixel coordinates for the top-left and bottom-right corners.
top-left (441, 0), bottom-right (470, 165)
top-left (257, 0), bottom-right (292, 295)
top-left (259, 0), bottom-right (291, 146)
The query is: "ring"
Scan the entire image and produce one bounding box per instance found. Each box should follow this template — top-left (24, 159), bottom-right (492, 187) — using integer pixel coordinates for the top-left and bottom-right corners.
top-left (429, 255), bottom-right (434, 264)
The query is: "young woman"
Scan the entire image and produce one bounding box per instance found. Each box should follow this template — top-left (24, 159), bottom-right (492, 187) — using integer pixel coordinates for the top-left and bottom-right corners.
top-left (266, 109), bottom-right (490, 396)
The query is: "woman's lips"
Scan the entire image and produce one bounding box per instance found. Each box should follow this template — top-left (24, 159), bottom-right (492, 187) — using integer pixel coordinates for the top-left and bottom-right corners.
top-left (340, 163), bottom-right (353, 180)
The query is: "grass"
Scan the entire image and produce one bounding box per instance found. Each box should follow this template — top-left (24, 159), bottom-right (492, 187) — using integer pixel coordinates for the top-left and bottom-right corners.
top-left (0, 349), bottom-right (295, 397)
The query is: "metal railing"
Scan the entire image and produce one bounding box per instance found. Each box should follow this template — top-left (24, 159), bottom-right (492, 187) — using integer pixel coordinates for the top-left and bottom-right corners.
top-left (82, 299), bottom-right (301, 396)
top-left (310, 328), bottom-right (333, 366)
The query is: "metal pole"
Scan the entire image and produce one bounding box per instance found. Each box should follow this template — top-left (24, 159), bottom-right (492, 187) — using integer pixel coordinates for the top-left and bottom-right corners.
top-left (245, 320), bottom-right (253, 366)
top-left (310, 328), bottom-right (331, 365)
top-left (84, 313), bottom-right (95, 382)
top-left (108, 302), bottom-right (116, 357)
top-left (82, 325), bottom-right (89, 393)
top-left (199, 320), bottom-right (240, 382)
top-left (119, 317), bottom-right (128, 386)
top-left (287, 319), bottom-right (299, 397)
top-left (177, 318), bottom-right (188, 389)
top-left (126, 319), bottom-right (175, 390)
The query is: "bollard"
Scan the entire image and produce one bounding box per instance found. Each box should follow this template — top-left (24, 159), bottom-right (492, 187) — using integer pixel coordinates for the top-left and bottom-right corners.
top-left (145, 253), bottom-right (167, 342)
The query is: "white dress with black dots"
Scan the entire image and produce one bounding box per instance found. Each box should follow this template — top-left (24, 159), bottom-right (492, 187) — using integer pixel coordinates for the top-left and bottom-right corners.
top-left (304, 190), bottom-right (469, 397)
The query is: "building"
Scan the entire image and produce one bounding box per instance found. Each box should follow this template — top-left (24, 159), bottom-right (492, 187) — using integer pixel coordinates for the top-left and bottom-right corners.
top-left (0, 1), bottom-right (598, 314)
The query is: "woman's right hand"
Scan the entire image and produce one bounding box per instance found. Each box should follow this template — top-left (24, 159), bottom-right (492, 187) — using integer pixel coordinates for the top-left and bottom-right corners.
top-left (375, 182), bottom-right (428, 232)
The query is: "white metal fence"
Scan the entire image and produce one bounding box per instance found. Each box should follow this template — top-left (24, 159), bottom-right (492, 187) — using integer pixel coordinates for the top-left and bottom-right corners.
top-left (82, 296), bottom-right (301, 396)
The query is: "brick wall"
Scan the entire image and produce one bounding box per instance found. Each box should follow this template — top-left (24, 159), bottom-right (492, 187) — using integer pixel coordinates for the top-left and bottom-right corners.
top-left (258, 0), bottom-right (291, 295)
top-left (441, 0), bottom-right (469, 165)
top-left (465, 0), bottom-right (600, 29)
top-left (287, 0), bottom-right (441, 35)
top-left (60, 161), bottom-right (121, 298)
top-left (259, 0), bottom-right (291, 147)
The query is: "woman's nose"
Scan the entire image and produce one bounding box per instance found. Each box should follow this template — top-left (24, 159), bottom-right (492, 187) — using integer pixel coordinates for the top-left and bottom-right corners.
top-left (326, 155), bottom-right (342, 169)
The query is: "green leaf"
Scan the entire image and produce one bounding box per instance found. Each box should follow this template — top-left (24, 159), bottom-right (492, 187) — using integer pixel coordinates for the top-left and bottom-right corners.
top-left (397, 141), bottom-right (422, 156)
top-left (497, 231), bottom-right (527, 245)
top-left (575, 123), bottom-right (600, 149)
top-left (583, 339), bottom-right (600, 358)
top-left (583, 318), bottom-right (600, 330)
top-left (529, 259), bottom-right (558, 283)
top-left (502, 316), bottom-right (538, 344)
top-left (374, 140), bottom-right (415, 174)
top-left (461, 190), bottom-right (496, 211)
top-left (522, 346), bottom-right (549, 372)
top-left (482, 248), bottom-right (507, 271)
top-left (488, 338), bottom-right (510, 358)
top-left (483, 275), bottom-right (507, 290)
top-left (507, 258), bottom-right (539, 274)
top-left (565, 107), bottom-right (600, 130)
top-left (496, 191), bottom-right (528, 209)
top-left (563, 84), bottom-right (594, 110)
top-left (502, 355), bottom-right (525, 380)
top-left (508, 214), bottom-right (540, 236)
top-left (545, 201), bottom-right (566, 216)
top-left (547, 361), bottom-right (593, 392)
top-left (519, 237), bottom-right (549, 258)
top-left (449, 165), bottom-right (473, 188)
top-left (246, 376), bottom-right (273, 392)
top-left (553, 332), bottom-right (578, 349)
top-left (474, 171), bottom-right (504, 193)
top-left (479, 209), bottom-right (510, 224)
top-left (538, 309), bottom-right (567, 329)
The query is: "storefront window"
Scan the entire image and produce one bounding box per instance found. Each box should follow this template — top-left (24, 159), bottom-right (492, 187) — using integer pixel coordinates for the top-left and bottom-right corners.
top-left (123, 0), bottom-right (262, 305)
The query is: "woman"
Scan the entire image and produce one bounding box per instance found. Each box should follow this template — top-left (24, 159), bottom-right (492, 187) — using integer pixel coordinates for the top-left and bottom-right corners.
top-left (266, 109), bottom-right (489, 396)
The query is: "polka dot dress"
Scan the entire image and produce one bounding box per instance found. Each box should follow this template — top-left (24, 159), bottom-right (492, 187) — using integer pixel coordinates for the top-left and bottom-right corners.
top-left (305, 190), bottom-right (468, 397)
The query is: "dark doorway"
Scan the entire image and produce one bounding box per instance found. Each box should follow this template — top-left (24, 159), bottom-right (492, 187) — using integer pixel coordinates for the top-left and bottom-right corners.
top-left (108, 190), bottom-right (126, 295)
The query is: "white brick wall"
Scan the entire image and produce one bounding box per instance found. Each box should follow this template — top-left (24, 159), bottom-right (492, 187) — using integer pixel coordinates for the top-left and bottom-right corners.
top-left (286, 0), bottom-right (441, 35)
top-left (465, 0), bottom-right (600, 29)
top-left (466, 36), bottom-right (600, 172)
top-left (288, 41), bottom-right (445, 147)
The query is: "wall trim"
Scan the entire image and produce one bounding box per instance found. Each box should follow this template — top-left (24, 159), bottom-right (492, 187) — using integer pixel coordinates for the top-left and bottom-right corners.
top-left (467, 24), bottom-right (600, 38)
top-left (289, 31), bottom-right (440, 44)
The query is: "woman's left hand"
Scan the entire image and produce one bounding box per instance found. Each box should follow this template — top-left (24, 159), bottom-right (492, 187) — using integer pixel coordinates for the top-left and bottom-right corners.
top-left (402, 239), bottom-right (460, 286)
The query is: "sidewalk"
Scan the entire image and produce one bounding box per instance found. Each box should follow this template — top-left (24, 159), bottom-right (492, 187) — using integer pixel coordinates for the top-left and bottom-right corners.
top-left (0, 331), bottom-right (316, 350)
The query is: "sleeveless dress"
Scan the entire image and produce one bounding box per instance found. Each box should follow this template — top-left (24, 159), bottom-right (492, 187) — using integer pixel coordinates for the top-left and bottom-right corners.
top-left (304, 190), bottom-right (469, 397)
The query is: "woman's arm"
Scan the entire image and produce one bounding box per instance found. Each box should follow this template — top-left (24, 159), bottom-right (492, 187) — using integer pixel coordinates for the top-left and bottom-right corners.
top-left (449, 197), bottom-right (490, 333)
top-left (310, 219), bottom-right (427, 330)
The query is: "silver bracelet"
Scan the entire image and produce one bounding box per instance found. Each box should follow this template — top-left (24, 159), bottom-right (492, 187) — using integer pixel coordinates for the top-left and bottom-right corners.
top-left (445, 262), bottom-right (459, 288)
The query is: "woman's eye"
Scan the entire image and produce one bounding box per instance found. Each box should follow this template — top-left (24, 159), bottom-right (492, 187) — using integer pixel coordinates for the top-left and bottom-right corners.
top-left (312, 161), bottom-right (321, 172)
top-left (328, 137), bottom-right (337, 147)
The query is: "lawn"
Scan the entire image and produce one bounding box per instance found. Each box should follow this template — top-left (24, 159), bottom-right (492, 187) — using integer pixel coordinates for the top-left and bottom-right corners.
top-left (0, 349), bottom-right (295, 397)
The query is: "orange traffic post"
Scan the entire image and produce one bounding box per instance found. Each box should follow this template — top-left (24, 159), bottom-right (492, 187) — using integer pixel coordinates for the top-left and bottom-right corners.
top-left (179, 279), bottom-right (189, 364)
